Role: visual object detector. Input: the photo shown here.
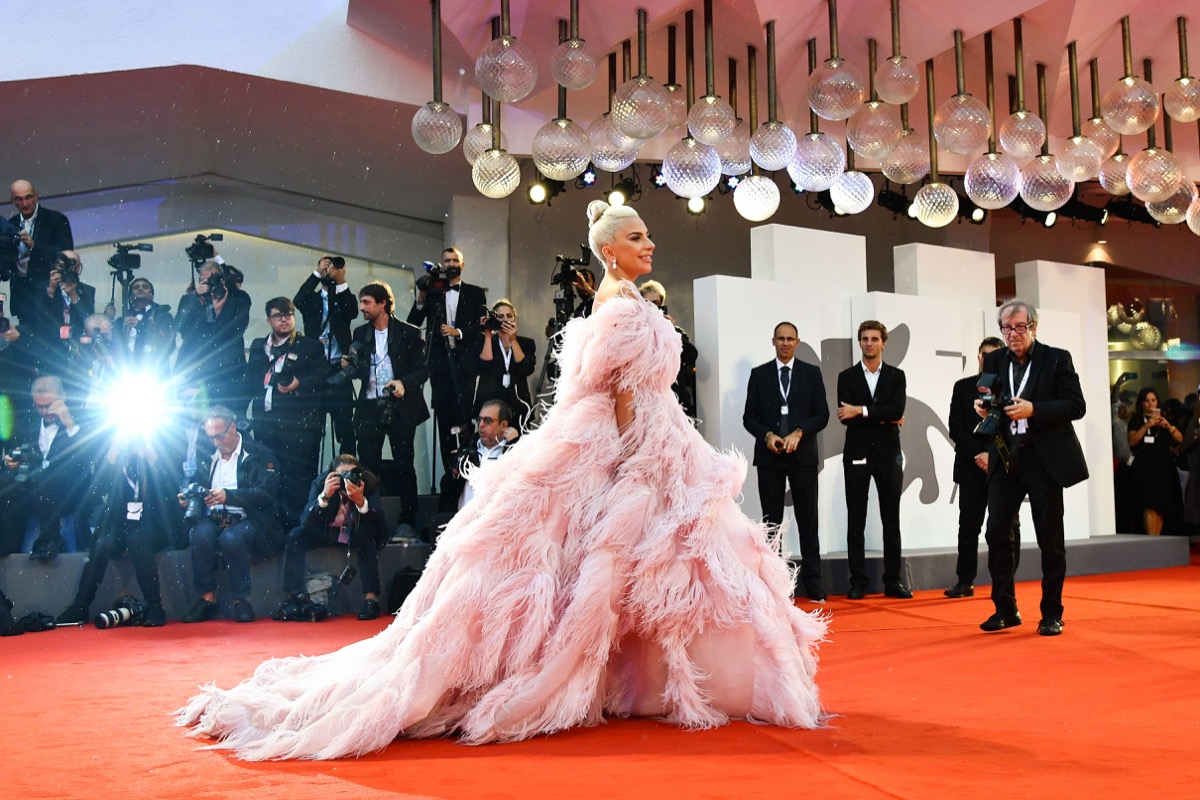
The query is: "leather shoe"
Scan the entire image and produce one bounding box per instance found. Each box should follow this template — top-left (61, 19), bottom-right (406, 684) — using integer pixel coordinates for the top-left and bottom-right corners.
top-left (979, 611), bottom-right (1022, 632)
top-left (232, 599), bottom-right (255, 623)
top-left (140, 604), bottom-right (167, 627)
top-left (56, 604), bottom-right (89, 625)
top-left (846, 587), bottom-right (867, 600)
top-left (182, 598), bottom-right (219, 623)
top-left (944, 582), bottom-right (975, 598)
top-left (358, 597), bottom-right (382, 620)
top-left (884, 583), bottom-right (913, 599)
top-left (1037, 618), bottom-right (1064, 636)
top-left (29, 537), bottom-right (64, 563)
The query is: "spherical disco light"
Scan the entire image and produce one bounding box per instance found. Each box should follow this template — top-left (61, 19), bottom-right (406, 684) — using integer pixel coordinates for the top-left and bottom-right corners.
top-left (532, 118), bottom-right (591, 181)
top-left (687, 95), bottom-right (738, 145)
top-left (463, 123), bottom-right (506, 166)
top-left (830, 170), bottom-right (876, 215)
top-left (934, 93), bottom-right (992, 155)
top-left (412, 101), bottom-right (463, 155)
top-left (662, 137), bottom-right (721, 198)
top-left (1186, 198), bottom-right (1200, 235)
top-left (1146, 179), bottom-right (1197, 224)
top-left (664, 84), bottom-right (688, 129)
top-left (1019, 155), bottom-right (1073, 212)
top-left (808, 57), bottom-right (867, 121)
top-left (879, 129), bottom-right (929, 185)
top-left (1130, 321), bottom-right (1163, 350)
top-left (913, 182), bottom-right (959, 228)
top-left (787, 132), bottom-right (846, 192)
top-left (875, 55), bottom-right (920, 105)
top-left (1057, 135), bottom-right (1105, 182)
top-left (475, 35), bottom-right (538, 104)
top-left (1165, 76), bottom-right (1200, 123)
top-left (1099, 152), bottom-right (1132, 196)
top-left (846, 101), bottom-right (903, 160)
top-left (750, 120), bottom-right (798, 171)
top-left (1126, 147), bottom-right (1184, 203)
top-left (588, 116), bottom-right (638, 173)
top-left (732, 173), bottom-right (781, 222)
top-left (1082, 117), bottom-right (1120, 158)
top-left (1101, 75), bottom-right (1160, 135)
top-left (611, 76), bottom-right (672, 140)
top-left (998, 110), bottom-right (1046, 159)
top-left (471, 148), bottom-right (521, 199)
top-left (965, 151), bottom-right (1021, 209)
top-left (551, 38), bottom-right (598, 91)
top-left (717, 119), bottom-right (751, 176)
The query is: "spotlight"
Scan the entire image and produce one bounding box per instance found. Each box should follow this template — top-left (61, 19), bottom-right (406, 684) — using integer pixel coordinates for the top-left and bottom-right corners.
top-left (725, 175), bottom-right (741, 190)
top-left (1009, 196), bottom-right (1058, 227)
top-left (686, 196), bottom-right (706, 215)
top-left (971, 206), bottom-right (987, 223)
top-left (579, 165), bottom-right (597, 186)
top-left (812, 191), bottom-right (846, 217)
top-left (1105, 198), bottom-right (1158, 226)
top-left (789, 180), bottom-right (805, 195)
top-left (527, 178), bottom-right (565, 206)
top-left (1043, 211), bottom-right (1057, 228)
top-left (97, 369), bottom-right (176, 443)
top-left (1057, 197), bottom-right (1108, 225)
top-left (878, 186), bottom-right (912, 218)
top-left (650, 164), bottom-right (667, 187)
top-left (607, 177), bottom-right (638, 206)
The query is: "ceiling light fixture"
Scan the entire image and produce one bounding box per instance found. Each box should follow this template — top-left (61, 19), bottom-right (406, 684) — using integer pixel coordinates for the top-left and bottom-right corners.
top-left (527, 177), bottom-right (565, 205)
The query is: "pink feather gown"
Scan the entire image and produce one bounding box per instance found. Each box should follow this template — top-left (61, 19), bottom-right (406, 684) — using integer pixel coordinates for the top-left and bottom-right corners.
top-left (177, 284), bottom-right (826, 759)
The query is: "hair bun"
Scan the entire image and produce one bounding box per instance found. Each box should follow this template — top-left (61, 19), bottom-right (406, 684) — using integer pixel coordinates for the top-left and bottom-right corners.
top-left (586, 200), bottom-right (609, 227)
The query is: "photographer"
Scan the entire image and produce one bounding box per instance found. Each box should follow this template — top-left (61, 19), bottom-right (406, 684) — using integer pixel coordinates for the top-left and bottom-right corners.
top-left (639, 280), bottom-right (698, 418)
top-left (244, 297), bottom-right (326, 527)
top-left (446, 399), bottom-right (518, 512)
top-left (120, 277), bottom-right (175, 367)
top-left (0, 376), bottom-right (94, 561)
top-left (406, 247), bottom-right (487, 472)
top-left (276, 455), bottom-right (387, 621)
top-left (572, 268), bottom-right (597, 318)
top-left (55, 435), bottom-right (184, 627)
top-left (475, 300), bottom-right (536, 432)
top-left (294, 255), bottom-right (357, 456)
top-left (175, 258), bottom-right (252, 412)
top-left (67, 313), bottom-right (122, 416)
top-left (30, 250), bottom-right (94, 374)
top-left (351, 281), bottom-right (429, 538)
top-left (180, 406), bottom-right (282, 624)
top-left (8, 180), bottom-right (74, 324)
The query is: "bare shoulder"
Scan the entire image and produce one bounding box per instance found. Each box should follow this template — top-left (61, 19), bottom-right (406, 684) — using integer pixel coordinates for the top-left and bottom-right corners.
top-left (593, 277), bottom-right (639, 309)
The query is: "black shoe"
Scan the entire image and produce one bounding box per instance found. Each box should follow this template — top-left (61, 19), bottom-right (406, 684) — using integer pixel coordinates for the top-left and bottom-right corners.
top-left (28, 537), bottom-right (64, 563)
top-left (358, 597), bottom-right (382, 620)
top-left (847, 587), bottom-right (867, 600)
top-left (804, 589), bottom-right (827, 604)
top-left (980, 611), bottom-right (1022, 632)
top-left (56, 604), bottom-right (89, 625)
top-left (944, 582), bottom-right (975, 598)
top-left (140, 604), bottom-right (167, 627)
top-left (884, 583), bottom-right (913, 599)
top-left (232, 598), bottom-right (255, 623)
top-left (1037, 618), bottom-right (1064, 636)
top-left (182, 598), bottom-right (219, 623)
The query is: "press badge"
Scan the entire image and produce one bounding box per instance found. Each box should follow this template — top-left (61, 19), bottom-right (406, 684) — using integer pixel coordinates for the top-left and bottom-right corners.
top-left (502, 374), bottom-right (511, 388)
top-left (126, 502), bottom-right (144, 521)
top-left (780, 405), bottom-right (789, 416)
top-left (851, 458), bottom-right (868, 465)
top-left (1144, 433), bottom-right (1155, 444)
top-left (1010, 419), bottom-right (1028, 435)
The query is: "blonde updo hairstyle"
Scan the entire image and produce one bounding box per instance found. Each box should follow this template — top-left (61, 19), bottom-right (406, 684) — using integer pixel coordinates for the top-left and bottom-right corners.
top-left (586, 200), bottom-right (641, 269)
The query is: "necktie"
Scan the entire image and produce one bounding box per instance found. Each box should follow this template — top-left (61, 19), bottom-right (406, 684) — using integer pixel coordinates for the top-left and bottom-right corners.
top-left (780, 365), bottom-right (791, 395)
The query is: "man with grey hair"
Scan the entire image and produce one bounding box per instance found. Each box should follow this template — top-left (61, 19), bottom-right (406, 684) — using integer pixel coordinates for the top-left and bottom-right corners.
top-left (8, 179), bottom-right (74, 323)
top-left (975, 299), bottom-right (1087, 637)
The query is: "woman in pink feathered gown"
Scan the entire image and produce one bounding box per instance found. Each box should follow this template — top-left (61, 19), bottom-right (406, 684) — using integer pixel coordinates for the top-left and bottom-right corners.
top-left (177, 201), bottom-right (827, 760)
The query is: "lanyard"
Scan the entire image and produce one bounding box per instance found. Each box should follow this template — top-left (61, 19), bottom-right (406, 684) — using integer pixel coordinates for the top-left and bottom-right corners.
top-left (1008, 357), bottom-right (1032, 399)
top-left (777, 362), bottom-right (791, 402)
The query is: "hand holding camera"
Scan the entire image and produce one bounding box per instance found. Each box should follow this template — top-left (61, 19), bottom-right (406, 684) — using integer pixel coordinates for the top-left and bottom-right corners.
top-left (383, 380), bottom-right (404, 399)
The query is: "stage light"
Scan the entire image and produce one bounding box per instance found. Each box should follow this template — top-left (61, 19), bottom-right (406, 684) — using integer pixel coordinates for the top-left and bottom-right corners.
top-left (955, 193), bottom-right (987, 224)
top-left (789, 180), bottom-right (805, 195)
top-left (527, 178), bottom-right (565, 206)
top-left (686, 196), bottom-right (706, 215)
top-left (1056, 197), bottom-right (1108, 225)
top-left (650, 164), bottom-right (668, 187)
top-left (1044, 211), bottom-right (1057, 228)
top-left (812, 191), bottom-right (846, 217)
top-left (579, 166), bottom-right (597, 186)
top-left (1105, 198), bottom-right (1160, 226)
top-left (1010, 196), bottom-right (1058, 227)
top-left (607, 177), bottom-right (638, 206)
top-left (877, 185), bottom-right (912, 218)
top-left (971, 206), bottom-right (987, 223)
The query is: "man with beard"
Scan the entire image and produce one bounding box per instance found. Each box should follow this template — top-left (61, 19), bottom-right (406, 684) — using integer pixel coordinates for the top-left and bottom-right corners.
top-left (120, 277), bottom-right (175, 367)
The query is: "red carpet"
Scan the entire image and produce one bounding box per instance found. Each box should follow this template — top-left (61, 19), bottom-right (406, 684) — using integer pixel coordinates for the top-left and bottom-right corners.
top-left (4, 561), bottom-right (1199, 799)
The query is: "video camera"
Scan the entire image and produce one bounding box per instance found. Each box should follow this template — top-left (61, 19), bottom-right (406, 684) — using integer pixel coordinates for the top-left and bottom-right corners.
top-left (185, 233), bottom-right (223, 264)
top-left (107, 242), bottom-right (153, 273)
top-left (551, 245), bottom-right (592, 323)
top-left (415, 259), bottom-right (460, 295)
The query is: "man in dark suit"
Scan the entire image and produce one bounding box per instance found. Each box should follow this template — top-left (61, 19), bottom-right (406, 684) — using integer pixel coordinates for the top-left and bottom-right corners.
top-left (407, 247), bottom-right (487, 472)
top-left (174, 258), bottom-right (252, 413)
top-left (9, 179), bottom-right (74, 324)
top-left (118, 277), bottom-right (175, 368)
top-left (352, 281), bottom-right (430, 536)
top-left (743, 322), bottom-right (829, 602)
top-left (294, 255), bottom-right (358, 456)
top-left (944, 337), bottom-right (1006, 598)
top-left (976, 300), bottom-right (1088, 637)
top-left (836, 320), bottom-right (910, 599)
top-left (32, 250), bottom-right (95, 373)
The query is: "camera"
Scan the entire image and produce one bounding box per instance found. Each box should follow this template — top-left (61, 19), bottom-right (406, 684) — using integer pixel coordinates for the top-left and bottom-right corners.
top-left (107, 241), bottom-right (153, 273)
top-left (336, 466), bottom-right (364, 489)
top-left (53, 253), bottom-right (80, 286)
top-left (185, 233), bottom-right (223, 264)
top-left (94, 594), bottom-right (145, 629)
top-left (5, 444), bottom-right (43, 483)
top-left (974, 373), bottom-right (1014, 439)
top-left (203, 269), bottom-right (230, 301)
top-left (327, 340), bottom-right (366, 385)
top-left (377, 394), bottom-right (400, 427)
top-left (338, 564), bottom-right (357, 585)
top-left (414, 259), bottom-right (459, 295)
top-left (271, 365), bottom-right (297, 389)
top-left (483, 308), bottom-right (505, 332)
top-left (319, 256), bottom-right (345, 288)
top-left (180, 482), bottom-right (210, 522)
top-left (551, 245), bottom-right (592, 323)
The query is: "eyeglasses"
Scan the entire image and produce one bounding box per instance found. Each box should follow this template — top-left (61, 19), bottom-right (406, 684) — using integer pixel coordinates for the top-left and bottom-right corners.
top-left (999, 322), bottom-right (1034, 335)
top-left (268, 312), bottom-right (295, 320)
top-left (477, 416), bottom-right (496, 425)
top-left (207, 423), bottom-right (234, 441)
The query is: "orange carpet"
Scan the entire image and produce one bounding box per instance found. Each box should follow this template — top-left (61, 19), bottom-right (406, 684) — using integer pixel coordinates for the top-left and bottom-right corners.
top-left (4, 561), bottom-right (1199, 800)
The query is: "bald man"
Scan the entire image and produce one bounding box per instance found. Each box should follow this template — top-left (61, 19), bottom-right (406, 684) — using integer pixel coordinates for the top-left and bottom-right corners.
top-left (9, 180), bottom-right (74, 323)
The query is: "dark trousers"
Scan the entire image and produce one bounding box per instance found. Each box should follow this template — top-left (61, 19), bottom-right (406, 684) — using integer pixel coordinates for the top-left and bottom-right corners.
top-left (189, 517), bottom-right (270, 600)
top-left (844, 449), bottom-right (904, 590)
top-left (255, 414), bottom-right (322, 528)
top-left (757, 458), bottom-right (821, 591)
top-left (954, 466), bottom-right (989, 584)
top-left (283, 523), bottom-right (381, 596)
top-left (985, 446), bottom-right (1067, 620)
top-left (430, 363), bottom-right (472, 472)
top-left (355, 400), bottom-right (418, 527)
top-left (73, 519), bottom-right (163, 609)
top-left (322, 366), bottom-right (357, 457)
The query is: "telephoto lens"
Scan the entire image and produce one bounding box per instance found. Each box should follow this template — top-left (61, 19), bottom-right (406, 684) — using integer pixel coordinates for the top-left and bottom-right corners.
top-left (94, 607), bottom-right (135, 629)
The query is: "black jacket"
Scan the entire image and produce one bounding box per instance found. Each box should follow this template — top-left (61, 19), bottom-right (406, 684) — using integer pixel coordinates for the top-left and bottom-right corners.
top-left (837, 362), bottom-right (907, 461)
top-left (981, 341), bottom-right (1088, 488)
top-left (407, 282), bottom-right (488, 362)
top-left (8, 206), bottom-right (74, 323)
top-left (244, 332), bottom-right (327, 422)
top-left (350, 318), bottom-right (431, 427)
top-left (94, 449), bottom-right (186, 550)
top-left (175, 287), bottom-right (252, 382)
top-left (949, 374), bottom-right (988, 484)
top-left (743, 359), bottom-right (829, 467)
top-left (189, 434), bottom-right (283, 545)
top-left (293, 274), bottom-right (357, 361)
top-left (473, 332), bottom-right (537, 423)
top-left (298, 472), bottom-right (389, 550)
top-left (119, 301), bottom-right (175, 365)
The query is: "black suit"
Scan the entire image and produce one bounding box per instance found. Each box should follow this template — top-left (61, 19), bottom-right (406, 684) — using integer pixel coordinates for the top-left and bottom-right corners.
top-left (283, 473), bottom-right (388, 597)
top-left (981, 341), bottom-right (1087, 621)
top-left (351, 317), bottom-right (430, 527)
top-left (837, 361), bottom-right (907, 591)
top-left (743, 358), bottom-right (829, 594)
top-left (407, 282), bottom-right (488, 469)
top-left (119, 300), bottom-right (175, 368)
top-left (8, 206), bottom-right (74, 323)
top-left (949, 375), bottom-right (990, 585)
top-left (174, 287), bottom-right (252, 412)
top-left (294, 275), bottom-right (359, 454)
top-left (30, 281), bottom-right (95, 375)
top-left (473, 332), bottom-right (537, 431)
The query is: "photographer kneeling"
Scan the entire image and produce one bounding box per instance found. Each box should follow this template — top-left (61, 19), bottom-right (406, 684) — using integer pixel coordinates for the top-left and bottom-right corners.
top-left (475, 300), bottom-right (536, 432)
top-left (277, 455), bottom-right (387, 621)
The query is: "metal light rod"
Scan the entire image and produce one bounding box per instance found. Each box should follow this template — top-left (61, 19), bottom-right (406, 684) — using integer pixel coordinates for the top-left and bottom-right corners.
top-left (926, 58), bottom-right (939, 180)
top-left (1014, 18), bottom-right (1026, 110)
top-left (1068, 41), bottom-right (1082, 137)
top-left (984, 31), bottom-right (997, 153)
top-left (766, 20), bottom-right (779, 122)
